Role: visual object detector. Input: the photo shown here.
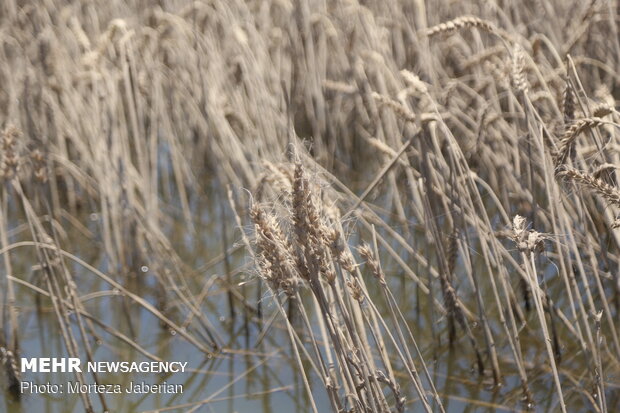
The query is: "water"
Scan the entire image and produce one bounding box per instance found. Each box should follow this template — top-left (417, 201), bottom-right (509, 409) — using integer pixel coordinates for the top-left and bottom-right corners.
top-left (1, 177), bottom-right (618, 413)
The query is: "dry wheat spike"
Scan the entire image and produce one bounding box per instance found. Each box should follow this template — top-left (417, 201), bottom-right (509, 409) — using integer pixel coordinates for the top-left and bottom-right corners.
top-left (555, 118), bottom-right (604, 168)
top-left (426, 16), bottom-right (497, 37)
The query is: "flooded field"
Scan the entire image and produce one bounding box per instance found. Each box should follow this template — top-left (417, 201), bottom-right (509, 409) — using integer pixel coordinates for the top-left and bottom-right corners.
top-left (1, 0), bottom-right (620, 412)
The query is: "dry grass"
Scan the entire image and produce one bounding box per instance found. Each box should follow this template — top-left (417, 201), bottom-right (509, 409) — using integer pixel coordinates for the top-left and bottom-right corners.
top-left (0, 0), bottom-right (619, 412)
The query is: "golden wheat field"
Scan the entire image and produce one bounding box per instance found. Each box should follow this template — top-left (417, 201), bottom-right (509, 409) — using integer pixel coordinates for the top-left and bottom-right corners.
top-left (0, 0), bottom-right (619, 412)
